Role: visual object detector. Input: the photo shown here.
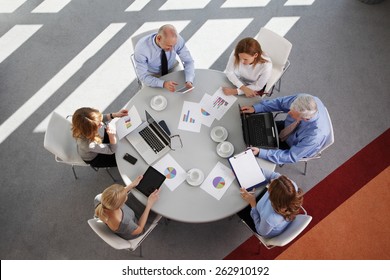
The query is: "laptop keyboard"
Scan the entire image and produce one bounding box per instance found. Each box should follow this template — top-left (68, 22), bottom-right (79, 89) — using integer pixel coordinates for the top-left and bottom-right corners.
top-left (248, 117), bottom-right (268, 146)
top-left (139, 127), bottom-right (165, 153)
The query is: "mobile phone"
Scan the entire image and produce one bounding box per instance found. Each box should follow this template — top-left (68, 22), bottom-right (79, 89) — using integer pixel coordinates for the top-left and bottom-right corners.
top-left (123, 153), bottom-right (137, 165)
top-left (176, 86), bottom-right (194, 94)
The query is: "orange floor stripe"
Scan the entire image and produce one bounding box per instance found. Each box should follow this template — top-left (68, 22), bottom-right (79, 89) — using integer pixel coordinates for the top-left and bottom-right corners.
top-left (276, 166), bottom-right (390, 260)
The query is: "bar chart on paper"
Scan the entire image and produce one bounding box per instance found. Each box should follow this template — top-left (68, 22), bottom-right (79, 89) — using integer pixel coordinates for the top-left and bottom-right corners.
top-left (178, 101), bottom-right (202, 132)
top-left (182, 110), bottom-right (196, 123)
top-left (202, 88), bottom-right (237, 120)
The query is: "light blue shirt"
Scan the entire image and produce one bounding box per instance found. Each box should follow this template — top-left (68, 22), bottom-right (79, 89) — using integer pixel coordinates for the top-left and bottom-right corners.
top-left (250, 169), bottom-right (298, 238)
top-left (253, 94), bottom-right (331, 164)
top-left (134, 33), bottom-right (195, 88)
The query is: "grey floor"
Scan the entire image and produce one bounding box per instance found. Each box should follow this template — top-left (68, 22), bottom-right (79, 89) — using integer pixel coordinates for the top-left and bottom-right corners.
top-left (1, 0), bottom-right (389, 260)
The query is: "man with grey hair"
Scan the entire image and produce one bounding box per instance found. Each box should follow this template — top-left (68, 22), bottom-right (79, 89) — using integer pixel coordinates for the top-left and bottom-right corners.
top-left (134, 24), bottom-right (195, 92)
top-left (241, 94), bottom-right (331, 164)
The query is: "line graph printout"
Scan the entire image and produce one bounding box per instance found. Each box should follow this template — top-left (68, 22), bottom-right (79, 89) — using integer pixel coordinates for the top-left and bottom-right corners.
top-left (178, 101), bottom-right (202, 132)
top-left (201, 87), bottom-right (237, 120)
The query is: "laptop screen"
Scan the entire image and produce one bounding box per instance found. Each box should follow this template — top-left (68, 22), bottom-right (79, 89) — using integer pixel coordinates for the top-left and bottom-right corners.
top-left (145, 110), bottom-right (171, 145)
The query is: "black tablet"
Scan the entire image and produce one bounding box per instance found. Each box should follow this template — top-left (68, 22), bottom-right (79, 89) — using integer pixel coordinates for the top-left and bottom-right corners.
top-left (136, 166), bottom-right (166, 197)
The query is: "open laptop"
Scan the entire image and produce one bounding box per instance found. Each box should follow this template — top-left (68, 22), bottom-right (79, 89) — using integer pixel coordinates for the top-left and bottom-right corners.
top-left (126, 110), bottom-right (171, 164)
top-left (238, 104), bottom-right (279, 149)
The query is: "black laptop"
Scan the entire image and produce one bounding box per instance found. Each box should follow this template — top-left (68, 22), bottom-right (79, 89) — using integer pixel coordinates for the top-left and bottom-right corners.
top-left (238, 104), bottom-right (279, 149)
top-left (136, 166), bottom-right (166, 197)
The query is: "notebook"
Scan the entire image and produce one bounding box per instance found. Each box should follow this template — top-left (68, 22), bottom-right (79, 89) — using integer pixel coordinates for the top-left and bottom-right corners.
top-left (238, 104), bottom-right (279, 149)
top-left (228, 148), bottom-right (266, 191)
top-left (135, 166), bottom-right (166, 197)
top-left (126, 110), bottom-right (171, 164)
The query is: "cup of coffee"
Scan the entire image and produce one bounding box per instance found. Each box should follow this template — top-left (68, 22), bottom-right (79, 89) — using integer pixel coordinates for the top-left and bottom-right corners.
top-left (217, 141), bottom-right (233, 158)
top-left (211, 126), bottom-right (228, 142)
top-left (186, 168), bottom-right (204, 186)
top-left (150, 95), bottom-right (167, 111)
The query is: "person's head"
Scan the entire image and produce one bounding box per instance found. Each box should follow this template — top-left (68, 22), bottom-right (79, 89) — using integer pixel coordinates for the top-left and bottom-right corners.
top-left (95, 184), bottom-right (128, 220)
top-left (71, 107), bottom-right (103, 142)
top-left (289, 94), bottom-right (318, 121)
top-left (234, 37), bottom-right (268, 67)
top-left (268, 175), bottom-right (304, 221)
top-left (156, 24), bottom-right (178, 51)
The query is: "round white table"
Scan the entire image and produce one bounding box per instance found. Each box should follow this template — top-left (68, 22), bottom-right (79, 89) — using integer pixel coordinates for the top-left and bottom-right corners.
top-left (116, 69), bottom-right (275, 223)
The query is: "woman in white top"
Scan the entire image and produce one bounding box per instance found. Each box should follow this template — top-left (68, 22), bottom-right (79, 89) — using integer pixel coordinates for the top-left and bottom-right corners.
top-left (223, 37), bottom-right (272, 98)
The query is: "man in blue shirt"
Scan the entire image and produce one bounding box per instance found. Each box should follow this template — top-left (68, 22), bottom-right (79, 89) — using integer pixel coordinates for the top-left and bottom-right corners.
top-left (133, 24), bottom-right (195, 92)
top-left (241, 94), bottom-right (331, 164)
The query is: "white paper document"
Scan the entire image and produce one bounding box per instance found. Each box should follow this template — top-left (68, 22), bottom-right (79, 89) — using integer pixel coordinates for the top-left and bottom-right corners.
top-left (228, 149), bottom-right (266, 190)
top-left (115, 106), bottom-right (142, 140)
top-left (153, 154), bottom-right (186, 191)
top-left (178, 101), bottom-right (202, 132)
top-left (200, 162), bottom-right (235, 200)
top-left (198, 94), bottom-right (215, 127)
top-left (202, 87), bottom-right (237, 120)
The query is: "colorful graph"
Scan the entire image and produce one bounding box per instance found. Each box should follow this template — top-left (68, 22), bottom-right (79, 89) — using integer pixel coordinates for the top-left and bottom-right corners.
top-left (200, 108), bottom-right (210, 116)
top-left (213, 97), bottom-right (228, 109)
top-left (212, 176), bottom-right (226, 189)
top-left (182, 110), bottom-right (195, 123)
top-left (164, 167), bottom-right (177, 179)
top-left (124, 117), bottom-right (132, 129)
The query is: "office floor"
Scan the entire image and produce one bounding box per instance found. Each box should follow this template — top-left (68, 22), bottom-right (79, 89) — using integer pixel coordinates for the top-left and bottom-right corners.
top-left (0, 0), bottom-right (389, 260)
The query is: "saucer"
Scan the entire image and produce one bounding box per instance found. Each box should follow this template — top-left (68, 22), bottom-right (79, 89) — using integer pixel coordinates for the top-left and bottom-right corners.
top-left (216, 142), bottom-right (234, 158)
top-left (186, 168), bottom-right (204, 187)
top-left (150, 95), bottom-right (167, 111)
top-left (210, 126), bottom-right (228, 142)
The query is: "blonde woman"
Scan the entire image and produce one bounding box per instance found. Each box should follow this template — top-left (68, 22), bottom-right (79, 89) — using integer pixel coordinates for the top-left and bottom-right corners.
top-left (71, 107), bottom-right (128, 167)
top-left (223, 37), bottom-right (272, 97)
top-left (94, 176), bottom-right (160, 240)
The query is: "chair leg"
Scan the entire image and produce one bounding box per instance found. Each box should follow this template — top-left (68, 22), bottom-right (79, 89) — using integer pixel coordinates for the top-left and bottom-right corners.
top-left (71, 165), bottom-right (78, 180)
top-left (303, 161), bottom-right (308, 175)
top-left (139, 244), bottom-right (143, 257)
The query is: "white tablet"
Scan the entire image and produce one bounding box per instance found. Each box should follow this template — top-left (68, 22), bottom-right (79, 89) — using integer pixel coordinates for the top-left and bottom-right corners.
top-left (176, 86), bottom-right (195, 94)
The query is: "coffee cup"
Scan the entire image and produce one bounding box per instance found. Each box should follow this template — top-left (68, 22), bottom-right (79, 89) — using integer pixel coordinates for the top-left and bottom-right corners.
top-left (217, 141), bottom-right (234, 158)
top-left (186, 168), bottom-right (204, 186)
top-left (150, 95), bottom-right (167, 111)
top-left (211, 126), bottom-right (228, 142)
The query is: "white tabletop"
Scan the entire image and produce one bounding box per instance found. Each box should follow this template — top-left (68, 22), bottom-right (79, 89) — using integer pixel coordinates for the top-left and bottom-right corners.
top-left (116, 69), bottom-right (275, 223)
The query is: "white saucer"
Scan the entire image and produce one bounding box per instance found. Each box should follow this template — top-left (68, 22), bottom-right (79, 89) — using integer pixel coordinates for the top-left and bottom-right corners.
top-left (150, 95), bottom-right (167, 111)
top-left (216, 142), bottom-right (234, 158)
top-left (210, 126), bottom-right (228, 142)
top-left (186, 168), bottom-right (204, 187)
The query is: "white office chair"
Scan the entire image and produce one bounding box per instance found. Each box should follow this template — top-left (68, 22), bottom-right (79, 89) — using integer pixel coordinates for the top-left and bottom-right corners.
top-left (43, 112), bottom-right (115, 180)
top-left (130, 29), bottom-right (183, 89)
top-left (256, 28), bottom-right (292, 96)
top-left (241, 206), bottom-right (312, 250)
top-left (299, 107), bottom-right (334, 175)
top-left (88, 214), bottom-right (162, 257)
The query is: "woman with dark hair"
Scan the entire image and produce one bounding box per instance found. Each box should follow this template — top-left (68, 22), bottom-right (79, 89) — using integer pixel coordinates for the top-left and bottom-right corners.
top-left (240, 168), bottom-right (304, 238)
top-left (223, 37), bottom-right (272, 97)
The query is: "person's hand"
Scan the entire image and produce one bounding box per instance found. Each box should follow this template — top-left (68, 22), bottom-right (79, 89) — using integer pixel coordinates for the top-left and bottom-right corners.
top-left (240, 105), bottom-right (255, 114)
top-left (185, 81), bottom-right (193, 89)
top-left (114, 109), bottom-right (128, 118)
top-left (163, 81), bottom-right (178, 92)
top-left (250, 147), bottom-right (260, 156)
top-left (242, 87), bottom-right (257, 98)
top-left (222, 87), bottom-right (237, 96)
top-left (147, 188), bottom-right (160, 207)
top-left (105, 123), bottom-right (116, 135)
top-left (240, 188), bottom-right (256, 207)
top-left (129, 175), bottom-right (143, 189)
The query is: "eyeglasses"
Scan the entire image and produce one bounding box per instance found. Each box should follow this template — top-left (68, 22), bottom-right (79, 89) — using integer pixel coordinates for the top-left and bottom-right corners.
top-left (169, 134), bottom-right (183, 151)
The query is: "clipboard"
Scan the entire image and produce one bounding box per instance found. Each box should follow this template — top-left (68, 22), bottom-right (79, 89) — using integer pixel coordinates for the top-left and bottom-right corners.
top-left (228, 148), bottom-right (266, 191)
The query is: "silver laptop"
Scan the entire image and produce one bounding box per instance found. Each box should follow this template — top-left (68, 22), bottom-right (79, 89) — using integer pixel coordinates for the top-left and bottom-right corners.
top-left (126, 110), bottom-right (171, 164)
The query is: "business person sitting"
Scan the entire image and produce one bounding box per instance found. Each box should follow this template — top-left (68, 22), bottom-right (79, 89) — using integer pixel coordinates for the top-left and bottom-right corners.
top-left (223, 37), bottom-right (272, 98)
top-left (94, 176), bottom-right (160, 240)
top-left (71, 107), bottom-right (128, 168)
top-left (133, 24), bottom-right (195, 92)
top-left (241, 94), bottom-right (331, 164)
top-left (239, 168), bottom-right (303, 238)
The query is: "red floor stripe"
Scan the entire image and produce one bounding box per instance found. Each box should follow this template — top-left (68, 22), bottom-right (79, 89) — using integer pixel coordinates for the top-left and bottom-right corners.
top-left (225, 128), bottom-right (390, 259)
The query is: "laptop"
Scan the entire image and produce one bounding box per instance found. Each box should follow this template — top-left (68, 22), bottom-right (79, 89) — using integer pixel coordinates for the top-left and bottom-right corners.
top-left (135, 166), bottom-right (166, 197)
top-left (126, 110), bottom-right (171, 164)
top-left (238, 104), bottom-right (279, 149)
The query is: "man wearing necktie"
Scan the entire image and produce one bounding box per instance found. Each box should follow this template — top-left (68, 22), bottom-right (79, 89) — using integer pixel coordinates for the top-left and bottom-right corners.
top-left (133, 24), bottom-right (195, 92)
top-left (241, 94), bottom-right (331, 164)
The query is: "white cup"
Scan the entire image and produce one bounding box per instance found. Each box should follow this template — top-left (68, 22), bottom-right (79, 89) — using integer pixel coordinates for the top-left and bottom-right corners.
top-left (152, 95), bottom-right (164, 107)
top-left (218, 141), bottom-right (231, 155)
top-left (214, 127), bottom-right (225, 139)
top-left (186, 168), bottom-right (204, 186)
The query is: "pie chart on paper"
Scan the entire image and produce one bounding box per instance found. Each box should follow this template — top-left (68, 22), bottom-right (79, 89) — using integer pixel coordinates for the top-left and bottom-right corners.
top-left (212, 176), bottom-right (225, 189)
top-left (201, 108), bottom-right (210, 116)
top-left (164, 167), bottom-right (177, 179)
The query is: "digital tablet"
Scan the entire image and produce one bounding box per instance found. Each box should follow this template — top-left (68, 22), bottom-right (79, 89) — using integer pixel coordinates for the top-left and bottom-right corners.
top-left (176, 86), bottom-right (195, 94)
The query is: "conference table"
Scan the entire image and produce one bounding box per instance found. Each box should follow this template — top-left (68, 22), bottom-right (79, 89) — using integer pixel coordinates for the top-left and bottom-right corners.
top-left (116, 69), bottom-right (275, 223)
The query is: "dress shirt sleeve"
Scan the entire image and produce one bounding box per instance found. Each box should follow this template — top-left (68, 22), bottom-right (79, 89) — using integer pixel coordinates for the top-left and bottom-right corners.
top-left (176, 36), bottom-right (195, 84)
top-left (224, 53), bottom-right (244, 93)
top-left (253, 95), bottom-right (296, 113)
top-left (261, 168), bottom-right (281, 182)
top-left (88, 141), bottom-right (117, 155)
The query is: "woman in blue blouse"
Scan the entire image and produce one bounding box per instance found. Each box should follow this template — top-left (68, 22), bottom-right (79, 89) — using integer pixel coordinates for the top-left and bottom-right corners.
top-left (240, 168), bottom-right (304, 238)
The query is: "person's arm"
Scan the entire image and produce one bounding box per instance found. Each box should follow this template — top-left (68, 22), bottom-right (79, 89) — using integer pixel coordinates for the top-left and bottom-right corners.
top-left (131, 189), bottom-right (160, 235)
top-left (176, 36), bottom-right (195, 85)
top-left (124, 175), bottom-right (143, 193)
top-left (253, 95), bottom-right (296, 113)
top-left (224, 53), bottom-right (244, 92)
top-left (251, 209), bottom-right (274, 237)
top-left (261, 168), bottom-right (281, 183)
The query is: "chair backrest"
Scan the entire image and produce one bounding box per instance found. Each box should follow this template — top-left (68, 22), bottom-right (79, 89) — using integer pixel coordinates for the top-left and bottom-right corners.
top-left (256, 28), bottom-right (292, 70)
top-left (43, 112), bottom-right (87, 166)
top-left (131, 29), bottom-right (159, 50)
top-left (320, 107), bottom-right (334, 153)
top-left (88, 215), bottom-right (162, 251)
